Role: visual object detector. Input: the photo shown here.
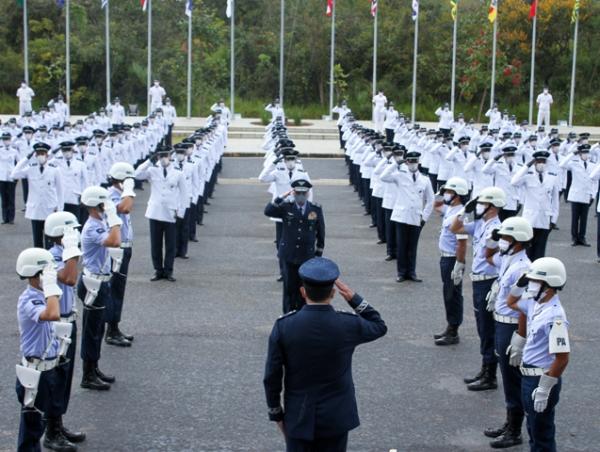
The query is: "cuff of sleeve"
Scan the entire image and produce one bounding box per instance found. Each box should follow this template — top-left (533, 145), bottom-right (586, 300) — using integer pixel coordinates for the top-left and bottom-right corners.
top-left (268, 406), bottom-right (284, 422)
top-left (348, 294), bottom-right (369, 313)
top-left (510, 285), bottom-right (526, 298)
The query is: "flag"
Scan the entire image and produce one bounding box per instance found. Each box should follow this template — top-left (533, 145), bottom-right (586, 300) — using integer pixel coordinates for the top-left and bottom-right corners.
top-left (371, 0), bottom-right (378, 17)
top-left (488, 0), bottom-right (498, 23)
top-left (226, 0), bottom-right (232, 18)
top-left (450, 0), bottom-right (457, 21)
top-left (571, 0), bottom-right (580, 24)
top-left (16, 0), bottom-right (23, 6)
top-left (141, 0), bottom-right (147, 12)
top-left (412, 0), bottom-right (419, 21)
top-left (56, 0), bottom-right (65, 7)
top-left (528, 0), bottom-right (538, 20)
top-left (101, 0), bottom-right (108, 8)
top-left (326, 0), bottom-right (333, 17)
top-left (185, 0), bottom-right (193, 17)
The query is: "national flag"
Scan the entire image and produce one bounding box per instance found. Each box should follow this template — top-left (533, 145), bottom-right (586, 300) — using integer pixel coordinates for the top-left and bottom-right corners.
top-left (16, 0), bottom-right (24, 7)
top-left (185, 0), bottom-right (193, 17)
top-left (101, 0), bottom-right (108, 8)
top-left (56, 0), bottom-right (65, 7)
top-left (326, 0), bottom-right (333, 17)
top-left (450, 0), bottom-right (457, 21)
top-left (571, 0), bottom-right (580, 24)
top-left (226, 0), bottom-right (232, 18)
top-left (371, 0), bottom-right (378, 17)
top-left (141, 0), bottom-right (147, 12)
top-left (527, 0), bottom-right (538, 20)
top-left (488, 0), bottom-right (498, 23)
top-left (412, 0), bottom-right (419, 21)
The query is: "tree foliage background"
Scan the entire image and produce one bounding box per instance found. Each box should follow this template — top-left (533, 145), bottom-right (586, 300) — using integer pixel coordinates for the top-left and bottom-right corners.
top-left (0, 0), bottom-right (599, 123)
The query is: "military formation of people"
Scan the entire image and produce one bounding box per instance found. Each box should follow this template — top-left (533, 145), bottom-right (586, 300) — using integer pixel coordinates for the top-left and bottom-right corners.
top-left (9, 85), bottom-right (229, 451)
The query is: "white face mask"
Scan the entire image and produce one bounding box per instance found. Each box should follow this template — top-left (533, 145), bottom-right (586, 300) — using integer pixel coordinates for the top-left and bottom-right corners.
top-left (498, 238), bottom-right (511, 254)
top-left (62, 151), bottom-right (73, 160)
top-left (443, 193), bottom-right (454, 204)
top-left (36, 155), bottom-right (47, 165)
top-left (394, 155), bottom-right (403, 164)
top-left (285, 160), bottom-right (296, 170)
top-left (505, 156), bottom-right (515, 165)
top-left (185, 149), bottom-right (193, 156)
top-left (475, 204), bottom-right (486, 216)
top-left (580, 153), bottom-right (589, 161)
top-left (526, 281), bottom-right (543, 297)
top-left (176, 154), bottom-right (185, 162)
top-left (543, 89), bottom-right (548, 94)
top-left (407, 163), bottom-right (419, 172)
top-left (535, 163), bottom-right (546, 173)
top-left (160, 156), bottom-right (170, 167)
top-left (481, 151), bottom-right (490, 160)
top-left (384, 151), bottom-right (393, 159)
top-left (294, 193), bottom-right (307, 204)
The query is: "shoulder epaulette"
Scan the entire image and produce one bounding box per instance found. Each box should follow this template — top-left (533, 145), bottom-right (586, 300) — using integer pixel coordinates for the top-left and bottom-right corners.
top-left (548, 172), bottom-right (557, 176)
top-left (277, 310), bottom-right (297, 320)
top-left (48, 163), bottom-right (57, 168)
top-left (336, 309), bottom-right (357, 316)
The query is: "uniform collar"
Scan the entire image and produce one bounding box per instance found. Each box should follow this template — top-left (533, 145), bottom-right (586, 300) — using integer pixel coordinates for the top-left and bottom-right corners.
top-left (302, 304), bottom-right (333, 311)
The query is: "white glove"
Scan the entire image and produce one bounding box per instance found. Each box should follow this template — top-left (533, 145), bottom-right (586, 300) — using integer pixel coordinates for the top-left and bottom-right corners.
top-left (176, 208), bottom-right (186, 219)
top-left (41, 263), bottom-right (62, 299)
top-left (485, 281), bottom-right (499, 312)
top-left (62, 226), bottom-right (82, 261)
top-left (450, 261), bottom-right (465, 286)
top-left (532, 374), bottom-right (558, 413)
top-left (104, 199), bottom-right (123, 228)
top-left (485, 232), bottom-right (499, 249)
top-left (121, 178), bottom-right (136, 198)
top-left (506, 331), bottom-right (526, 367)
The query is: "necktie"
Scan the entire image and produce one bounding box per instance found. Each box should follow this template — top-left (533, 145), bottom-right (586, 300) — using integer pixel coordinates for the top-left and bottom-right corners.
top-left (584, 161), bottom-right (588, 170)
top-left (412, 173), bottom-right (417, 182)
top-left (179, 162), bottom-right (183, 170)
top-left (40, 165), bottom-right (44, 174)
top-left (538, 173), bottom-right (543, 184)
top-left (67, 160), bottom-right (70, 167)
top-left (289, 171), bottom-right (293, 179)
top-left (509, 163), bottom-right (513, 172)
top-left (163, 168), bottom-right (167, 178)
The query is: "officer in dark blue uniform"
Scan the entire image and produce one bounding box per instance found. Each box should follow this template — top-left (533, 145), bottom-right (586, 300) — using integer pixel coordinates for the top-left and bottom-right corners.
top-left (264, 179), bottom-right (325, 313)
top-left (263, 257), bottom-right (387, 452)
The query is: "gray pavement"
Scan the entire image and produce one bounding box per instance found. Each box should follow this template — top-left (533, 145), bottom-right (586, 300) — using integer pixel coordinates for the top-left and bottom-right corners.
top-left (0, 157), bottom-right (599, 451)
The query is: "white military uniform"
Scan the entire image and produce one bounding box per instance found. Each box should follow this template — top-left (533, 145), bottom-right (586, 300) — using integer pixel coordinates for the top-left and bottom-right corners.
top-left (16, 85), bottom-right (35, 116)
top-left (149, 85), bottom-right (166, 112)
top-left (536, 91), bottom-right (553, 127)
top-left (511, 166), bottom-right (559, 229)
top-left (372, 93), bottom-right (387, 132)
top-left (559, 152), bottom-right (596, 204)
top-left (434, 107), bottom-right (454, 131)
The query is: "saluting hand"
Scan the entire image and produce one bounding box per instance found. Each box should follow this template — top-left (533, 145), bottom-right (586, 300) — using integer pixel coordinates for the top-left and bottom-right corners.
top-left (335, 279), bottom-right (355, 302)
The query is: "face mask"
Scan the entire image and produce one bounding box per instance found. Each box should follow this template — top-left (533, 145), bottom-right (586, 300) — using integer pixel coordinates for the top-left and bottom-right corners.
top-left (384, 151), bottom-right (393, 159)
top-left (394, 155), bottom-right (403, 164)
top-left (580, 153), bottom-right (589, 161)
top-left (285, 160), bottom-right (296, 170)
top-left (535, 163), bottom-right (546, 173)
top-left (25, 133), bottom-right (33, 140)
top-left (475, 203), bottom-right (487, 216)
top-left (3, 140), bottom-right (11, 147)
top-left (176, 154), bottom-right (185, 162)
top-left (481, 151), bottom-right (490, 160)
top-left (36, 155), bottom-right (47, 165)
top-left (407, 163), bottom-right (419, 172)
top-left (526, 281), bottom-right (543, 298)
top-left (185, 149), bottom-right (193, 156)
top-left (294, 193), bottom-right (307, 204)
top-left (62, 151), bottom-right (73, 160)
top-left (443, 193), bottom-right (454, 204)
top-left (504, 156), bottom-right (514, 165)
top-left (498, 238), bottom-right (512, 254)
top-left (160, 157), bottom-right (170, 167)
top-left (543, 89), bottom-right (548, 94)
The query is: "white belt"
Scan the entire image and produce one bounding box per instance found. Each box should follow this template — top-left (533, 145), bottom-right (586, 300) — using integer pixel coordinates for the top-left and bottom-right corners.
top-left (470, 273), bottom-right (498, 282)
top-left (121, 241), bottom-right (132, 249)
top-left (60, 312), bottom-right (77, 323)
top-left (520, 366), bottom-right (548, 377)
top-left (493, 313), bottom-right (519, 324)
top-left (22, 357), bottom-right (58, 372)
top-left (440, 252), bottom-right (456, 258)
top-left (83, 269), bottom-right (112, 282)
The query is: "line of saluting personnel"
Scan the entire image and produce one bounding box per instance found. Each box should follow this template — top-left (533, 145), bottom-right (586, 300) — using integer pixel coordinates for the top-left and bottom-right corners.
top-left (7, 96), bottom-right (229, 451)
top-left (335, 101), bottom-right (588, 451)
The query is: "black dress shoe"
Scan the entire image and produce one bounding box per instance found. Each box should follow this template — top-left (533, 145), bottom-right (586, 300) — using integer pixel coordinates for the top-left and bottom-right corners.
top-left (376, 240), bottom-right (385, 245)
top-left (571, 241), bottom-right (579, 246)
top-left (277, 275), bottom-right (284, 282)
top-left (165, 274), bottom-right (176, 282)
top-left (176, 254), bottom-right (190, 259)
top-left (385, 255), bottom-right (395, 261)
top-left (1, 221), bottom-right (7, 224)
top-left (105, 333), bottom-right (132, 347)
top-left (435, 333), bottom-right (459, 346)
top-left (81, 362), bottom-right (111, 390)
top-left (43, 418), bottom-right (77, 452)
top-left (205, 201), bottom-right (211, 206)
top-left (190, 238), bottom-right (199, 242)
top-left (396, 276), bottom-right (407, 283)
top-left (434, 326), bottom-right (451, 340)
top-left (150, 272), bottom-right (163, 281)
top-left (58, 417), bottom-right (86, 443)
top-left (464, 366), bottom-right (485, 384)
top-left (95, 366), bottom-right (116, 384)
top-left (369, 224), bottom-right (377, 228)
top-left (407, 275), bottom-right (423, 282)
top-left (579, 240), bottom-right (591, 247)
top-left (363, 212), bottom-right (370, 216)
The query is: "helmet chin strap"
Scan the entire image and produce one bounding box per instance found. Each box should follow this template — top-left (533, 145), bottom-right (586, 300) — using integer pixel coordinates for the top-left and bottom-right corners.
top-left (533, 283), bottom-right (548, 302)
top-left (500, 241), bottom-right (517, 256)
top-left (443, 194), bottom-right (456, 206)
top-left (474, 204), bottom-right (491, 220)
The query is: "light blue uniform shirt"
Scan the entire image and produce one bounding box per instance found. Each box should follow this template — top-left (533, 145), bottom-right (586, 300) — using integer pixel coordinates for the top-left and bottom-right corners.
top-left (81, 216), bottom-right (110, 274)
top-left (492, 249), bottom-right (531, 317)
top-left (463, 216), bottom-right (501, 276)
top-left (17, 286), bottom-right (59, 359)
top-left (108, 186), bottom-right (133, 243)
top-left (438, 204), bottom-right (465, 255)
top-left (518, 295), bottom-right (568, 369)
top-left (49, 244), bottom-right (75, 316)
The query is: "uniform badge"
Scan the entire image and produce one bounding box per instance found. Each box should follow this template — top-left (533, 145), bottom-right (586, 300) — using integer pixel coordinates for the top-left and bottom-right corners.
top-left (308, 211), bottom-right (317, 220)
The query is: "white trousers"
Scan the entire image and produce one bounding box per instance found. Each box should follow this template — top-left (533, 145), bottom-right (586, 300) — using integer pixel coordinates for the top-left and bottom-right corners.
top-left (19, 101), bottom-right (32, 117)
top-left (537, 109), bottom-right (550, 128)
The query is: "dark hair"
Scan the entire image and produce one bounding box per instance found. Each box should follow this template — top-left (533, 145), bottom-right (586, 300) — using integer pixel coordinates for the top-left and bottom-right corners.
top-left (302, 282), bottom-right (334, 302)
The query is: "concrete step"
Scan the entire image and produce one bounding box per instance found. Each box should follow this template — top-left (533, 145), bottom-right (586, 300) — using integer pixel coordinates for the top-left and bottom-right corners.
top-left (173, 131), bottom-right (338, 140)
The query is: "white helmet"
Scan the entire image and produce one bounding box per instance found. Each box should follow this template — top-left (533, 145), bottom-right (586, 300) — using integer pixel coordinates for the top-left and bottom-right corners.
top-left (16, 248), bottom-right (54, 277)
top-left (478, 186), bottom-right (506, 208)
top-left (526, 257), bottom-right (567, 288)
top-left (444, 177), bottom-right (469, 196)
top-left (109, 162), bottom-right (135, 181)
top-left (498, 216), bottom-right (533, 242)
top-left (81, 186), bottom-right (110, 207)
top-left (44, 211), bottom-right (80, 237)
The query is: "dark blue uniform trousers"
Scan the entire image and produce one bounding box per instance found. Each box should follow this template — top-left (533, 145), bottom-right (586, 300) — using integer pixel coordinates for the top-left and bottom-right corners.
top-left (109, 247), bottom-right (132, 324)
top-left (286, 432), bottom-right (348, 452)
top-left (282, 261), bottom-right (304, 314)
top-left (78, 279), bottom-right (110, 362)
top-left (495, 321), bottom-right (522, 412)
top-left (472, 279), bottom-right (497, 365)
top-left (522, 372), bottom-right (562, 452)
top-left (440, 256), bottom-right (463, 327)
top-left (54, 321), bottom-right (77, 416)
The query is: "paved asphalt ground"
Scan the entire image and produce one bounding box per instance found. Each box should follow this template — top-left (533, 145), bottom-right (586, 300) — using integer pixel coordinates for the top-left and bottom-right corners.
top-left (0, 157), bottom-right (599, 451)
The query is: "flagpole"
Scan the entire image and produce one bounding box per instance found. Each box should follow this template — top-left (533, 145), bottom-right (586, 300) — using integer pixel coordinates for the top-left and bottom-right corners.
top-left (328, 0), bottom-right (336, 117)
top-left (23, 0), bottom-right (29, 84)
top-left (411, 9), bottom-right (419, 122)
top-left (105, 1), bottom-right (110, 105)
top-left (490, 18), bottom-right (497, 109)
top-left (568, 15), bottom-right (579, 127)
top-left (372, 6), bottom-right (378, 98)
top-left (66, 0), bottom-right (71, 107)
top-left (147, 0), bottom-right (152, 115)
top-left (279, 0), bottom-right (284, 105)
top-left (528, 12), bottom-right (537, 125)
top-left (186, 11), bottom-right (192, 118)
top-left (450, 6), bottom-right (457, 113)
top-left (230, 0), bottom-right (235, 116)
